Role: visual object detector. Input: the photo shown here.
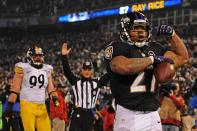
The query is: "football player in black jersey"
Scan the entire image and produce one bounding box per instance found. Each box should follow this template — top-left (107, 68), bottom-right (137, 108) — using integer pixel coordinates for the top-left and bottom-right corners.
top-left (104, 12), bottom-right (189, 131)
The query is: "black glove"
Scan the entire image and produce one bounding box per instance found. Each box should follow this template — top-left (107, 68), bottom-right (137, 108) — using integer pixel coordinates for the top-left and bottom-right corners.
top-left (52, 96), bottom-right (60, 107)
top-left (3, 102), bottom-right (13, 118)
top-left (157, 25), bottom-right (174, 37)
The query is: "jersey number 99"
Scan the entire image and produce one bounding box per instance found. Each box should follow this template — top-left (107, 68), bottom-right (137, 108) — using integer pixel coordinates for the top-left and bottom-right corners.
top-left (29, 74), bottom-right (45, 88)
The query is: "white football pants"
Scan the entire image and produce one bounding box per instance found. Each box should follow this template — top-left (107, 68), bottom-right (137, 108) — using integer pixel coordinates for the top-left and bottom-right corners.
top-left (114, 105), bottom-right (162, 131)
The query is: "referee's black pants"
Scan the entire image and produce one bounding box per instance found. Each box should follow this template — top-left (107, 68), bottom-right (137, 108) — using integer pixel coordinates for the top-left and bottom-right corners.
top-left (69, 108), bottom-right (95, 131)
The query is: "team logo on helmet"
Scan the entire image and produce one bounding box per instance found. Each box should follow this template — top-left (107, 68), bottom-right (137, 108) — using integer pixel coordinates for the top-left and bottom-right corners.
top-left (26, 45), bottom-right (44, 69)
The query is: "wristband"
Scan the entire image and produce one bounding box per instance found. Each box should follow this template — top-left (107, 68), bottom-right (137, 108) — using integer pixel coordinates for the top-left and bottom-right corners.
top-left (149, 56), bottom-right (154, 64)
top-left (49, 90), bottom-right (56, 97)
top-left (10, 91), bottom-right (19, 96)
top-left (171, 30), bottom-right (175, 37)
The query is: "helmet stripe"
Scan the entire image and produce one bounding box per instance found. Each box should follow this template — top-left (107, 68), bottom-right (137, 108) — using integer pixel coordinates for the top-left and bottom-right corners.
top-left (140, 13), bottom-right (145, 19)
top-left (138, 12), bottom-right (144, 19)
top-left (132, 12), bottom-right (145, 20)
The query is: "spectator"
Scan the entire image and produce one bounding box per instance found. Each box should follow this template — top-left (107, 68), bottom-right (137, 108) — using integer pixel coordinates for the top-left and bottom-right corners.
top-left (192, 125), bottom-right (197, 131)
top-left (93, 100), bottom-right (104, 131)
top-left (50, 84), bottom-right (69, 131)
top-left (181, 105), bottom-right (195, 131)
top-left (160, 82), bottom-right (186, 131)
top-left (97, 101), bottom-right (115, 131)
top-left (190, 79), bottom-right (197, 126)
top-left (0, 84), bottom-right (23, 131)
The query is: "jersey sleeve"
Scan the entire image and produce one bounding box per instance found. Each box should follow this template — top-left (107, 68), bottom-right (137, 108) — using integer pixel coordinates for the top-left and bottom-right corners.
top-left (152, 42), bottom-right (167, 56)
top-left (14, 62), bottom-right (26, 74)
top-left (104, 41), bottom-right (127, 64)
top-left (45, 64), bottom-right (54, 76)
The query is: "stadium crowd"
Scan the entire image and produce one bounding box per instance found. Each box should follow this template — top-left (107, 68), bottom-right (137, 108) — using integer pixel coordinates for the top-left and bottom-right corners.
top-left (0, 23), bottom-right (197, 130)
top-left (0, 0), bottom-right (137, 17)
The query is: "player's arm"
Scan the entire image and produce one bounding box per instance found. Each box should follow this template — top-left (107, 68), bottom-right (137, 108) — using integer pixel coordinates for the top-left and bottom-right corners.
top-left (8, 64), bottom-right (24, 103)
top-left (110, 56), bottom-right (153, 75)
top-left (164, 32), bottom-right (189, 69)
top-left (3, 67), bottom-right (23, 118)
top-left (47, 75), bottom-right (60, 107)
top-left (47, 74), bottom-right (57, 98)
top-left (158, 25), bottom-right (189, 69)
top-left (8, 72), bottom-right (23, 103)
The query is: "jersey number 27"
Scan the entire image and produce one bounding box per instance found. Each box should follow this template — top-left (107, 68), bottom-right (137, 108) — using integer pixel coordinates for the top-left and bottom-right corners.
top-left (130, 72), bottom-right (156, 93)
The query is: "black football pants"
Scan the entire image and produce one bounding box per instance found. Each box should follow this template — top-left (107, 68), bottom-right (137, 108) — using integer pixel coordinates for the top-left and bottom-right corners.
top-left (2, 116), bottom-right (24, 131)
top-left (69, 108), bottom-right (95, 131)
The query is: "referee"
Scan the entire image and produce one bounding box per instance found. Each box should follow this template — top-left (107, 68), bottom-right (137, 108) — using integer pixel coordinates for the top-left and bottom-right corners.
top-left (61, 43), bottom-right (109, 131)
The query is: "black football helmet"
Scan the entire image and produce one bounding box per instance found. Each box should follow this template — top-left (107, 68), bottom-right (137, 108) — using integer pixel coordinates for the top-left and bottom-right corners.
top-left (26, 45), bottom-right (44, 69)
top-left (120, 12), bottom-right (151, 47)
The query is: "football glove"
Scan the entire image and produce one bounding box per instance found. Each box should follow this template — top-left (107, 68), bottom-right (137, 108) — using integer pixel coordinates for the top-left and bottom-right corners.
top-left (3, 102), bottom-right (13, 118)
top-left (152, 55), bottom-right (174, 65)
top-left (157, 25), bottom-right (174, 37)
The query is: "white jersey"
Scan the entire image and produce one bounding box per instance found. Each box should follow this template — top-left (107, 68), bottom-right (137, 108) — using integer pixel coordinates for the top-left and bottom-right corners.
top-left (15, 62), bottom-right (53, 104)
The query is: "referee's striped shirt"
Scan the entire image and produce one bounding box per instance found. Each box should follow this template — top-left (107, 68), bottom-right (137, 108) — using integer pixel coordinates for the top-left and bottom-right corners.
top-left (61, 55), bottom-right (110, 109)
top-left (72, 79), bottom-right (100, 109)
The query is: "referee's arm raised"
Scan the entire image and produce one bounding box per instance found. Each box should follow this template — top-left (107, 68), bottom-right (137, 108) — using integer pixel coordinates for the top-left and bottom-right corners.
top-left (61, 43), bottom-right (78, 85)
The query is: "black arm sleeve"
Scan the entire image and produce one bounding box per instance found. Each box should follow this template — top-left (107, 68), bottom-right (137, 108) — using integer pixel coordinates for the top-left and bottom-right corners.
top-left (97, 73), bottom-right (110, 88)
top-left (61, 55), bottom-right (78, 85)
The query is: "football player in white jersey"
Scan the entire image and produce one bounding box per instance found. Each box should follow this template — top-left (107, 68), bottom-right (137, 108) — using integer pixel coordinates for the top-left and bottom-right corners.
top-left (3, 45), bottom-right (59, 131)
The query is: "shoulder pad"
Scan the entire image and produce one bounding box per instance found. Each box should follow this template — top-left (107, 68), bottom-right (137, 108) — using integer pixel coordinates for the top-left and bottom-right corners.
top-left (43, 64), bottom-right (54, 74)
top-left (14, 62), bottom-right (27, 74)
top-left (46, 64), bottom-right (53, 70)
top-left (148, 41), bottom-right (163, 48)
